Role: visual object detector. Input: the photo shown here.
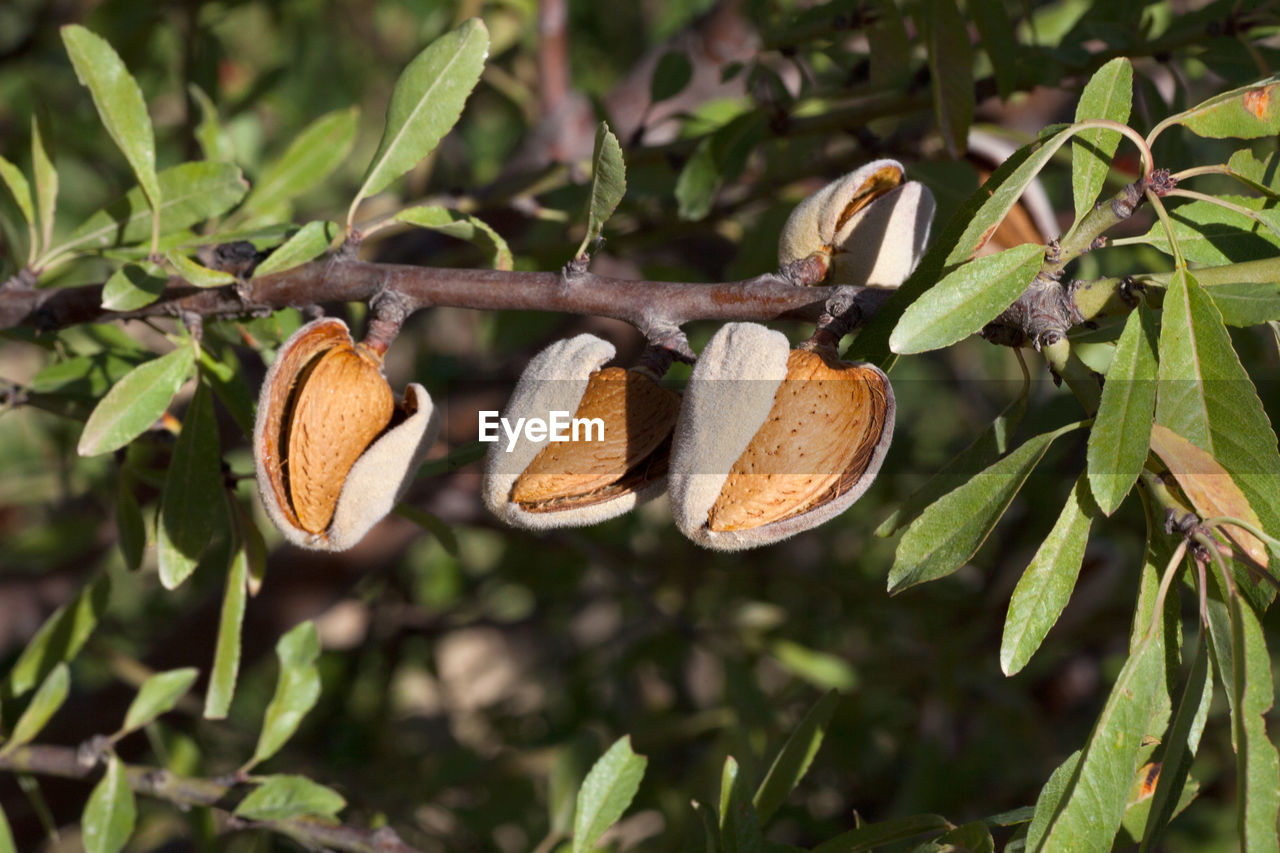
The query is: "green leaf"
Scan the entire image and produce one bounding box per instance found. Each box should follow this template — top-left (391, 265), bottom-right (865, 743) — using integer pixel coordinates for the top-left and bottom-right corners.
top-left (650, 51), bottom-right (693, 103)
top-left (31, 114), bottom-right (57, 252)
top-left (2, 664), bottom-right (70, 753)
top-left (392, 207), bottom-right (512, 270)
top-left (77, 345), bottom-right (194, 457)
top-left (811, 814), bottom-right (952, 853)
top-left (1156, 269), bottom-right (1280, 572)
top-left (61, 26), bottom-right (160, 212)
top-left (243, 106), bottom-right (359, 215)
top-left (0, 802), bottom-right (15, 853)
top-left (199, 347), bottom-right (257, 438)
top-left (1140, 195), bottom-right (1280, 265)
top-left (1225, 585), bottom-right (1280, 851)
top-left (675, 112), bottom-right (767, 222)
top-left (168, 252), bottom-right (235, 287)
top-left (204, 511), bottom-right (249, 720)
top-left (549, 736), bottom-right (595, 836)
top-left (1038, 628), bottom-right (1166, 850)
top-left (925, 0), bottom-right (974, 157)
top-left (118, 667), bottom-right (198, 735)
top-left (877, 377), bottom-right (1028, 537)
top-left (922, 821), bottom-right (993, 853)
top-left (1204, 281), bottom-right (1280, 326)
top-left (969, 0), bottom-right (1018, 99)
top-left (675, 137), bottom-right (719, 222)
top-left (1072, 58), bottom-right (1132, 220)
top-left (157, 380), bottom-right (223, 590)
top-left (867, 0), bottom-right (910, 87)
top-left (573, 735), bottom-right (648, 853)
top-left (233, 774), bottom-right (346, 822)
top-left (101, 261), bottom-right (168, 312)
top-left (890, 243), bottom-right (1045, 354)
top-left (0, 154), bottom-right (36, 255)
top-left (1000, 473), bottom-right (1096, 676)
top-left (1226, 149), bottom-right (1280, 195)
top-left (1086, 303), bottom-right (1158, 514)
top-left (115, 470), bottom-right (145, 571)
top-left (769, 640), bottom-right (857, 691)
top-left (888, 422), bottom-right (1081, 594)
top-left (753, 690), bottom-right (839, 824)
top-left (1025, 750), bottom-right (1081, 852)
top-left (6, 575), bottom-right (110, 698)
top-left (576, 122), bottom-right (627, 257)
top-left (1167, 74), bottom-right (1280, 140)
top-left (718, 756), bottom-right (765, 853)
top-left (251, 221), bottom-right (338, 278)
top-left (57, 161), bottom-right (247, 256)
top-left (187, 84), bottom-right (235, 162)
top-left (246, 621), bottom-right (322, 770)
top-left (350, 19), bottom-right (489, 220)
top-left (82, 756), bottom-right (135, 853)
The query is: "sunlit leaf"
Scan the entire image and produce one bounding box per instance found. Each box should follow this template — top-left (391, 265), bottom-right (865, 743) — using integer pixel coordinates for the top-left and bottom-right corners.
top-left (0, 802), bottom-right (15, 853)
top-left (350, 19), bottom-right (489, 220)
top-left (392, 206), bottom-right (512, 270)
top-left (1, 664), bottom-right (70, 753)
top-left (118, 668), bottom-right (198, 735)
top-left (1204, 281), bottom-right (1280, 327)
top-left (573, 736), bottom-right (647, 853)
top-left (1072, 58), bottom-right (1132, 219)
top-left (243, 106), bottom-right (359, 215)
top-left (1087, 303), bottom-right (1157, 515)
top-left (1167, 74), bottom-right (1280, 140)
top-left (1225, 585), bottom-right (1280, 850)
top-left (204, 513), bottom-right (248, 720)
top-left (102, 261), bottom-right (169, 312)
top-left (251, 221), bottom-right (338, 278)
top-left (5, 575), bottom-right (110, 698)
top-left (718, 755), bottom-right (764, 853)
top-left (82, 755), bottom-right (135, 853)
top-left (61, 26), bottom-right (160, 212)
top-left (576, 122), bottom-right (627, 257)
top-left (1140, 195), bottom-right (1280, 265)
top-left (246, 621), bottom-right (322, 770)
top-left (31, 114), bottom-right (57, 252)
top-left (168, 252), bottom-right (235, 288)
top-left (1000, 474), bottom-right (1096, 676)
top-left (187, 84), bottom-right (235, 162)
top-left (0, 154), bottom-right (35, 254)
top-left (753, 690), bottom-right (839, 824)
top-left (233, 774), bottom-right (346, 822)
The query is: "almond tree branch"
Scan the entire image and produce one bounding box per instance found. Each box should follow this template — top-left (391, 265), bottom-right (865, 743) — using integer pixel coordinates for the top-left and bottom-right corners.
top-left (0, 743), bottom-right (424, 853)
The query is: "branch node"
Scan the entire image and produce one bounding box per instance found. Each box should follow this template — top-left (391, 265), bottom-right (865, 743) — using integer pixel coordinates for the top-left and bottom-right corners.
top-left (364, 280), bottom-right (414, 357)
top-left (0, 267), bottom-right (37, 293)
top-left (779, 253), bottom-right (830, 287)
top-left (1149, 168), bottom-right (1177, 197)
top-left (76, 735), bottom-right (113, 769)
top-left (562, 254), bottom-right (590, 281)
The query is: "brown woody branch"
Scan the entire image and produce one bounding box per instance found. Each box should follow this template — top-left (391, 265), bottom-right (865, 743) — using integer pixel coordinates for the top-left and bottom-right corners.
top-left (0, 743), bottom-right (424, 853)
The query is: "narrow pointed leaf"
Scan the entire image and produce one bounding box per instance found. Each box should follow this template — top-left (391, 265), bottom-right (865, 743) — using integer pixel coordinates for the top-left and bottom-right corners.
top-left (1038, 630), bottom-right (1166, 850)
top-left (61, 26), bottom-right (160, 211)
top-left (119, 667), bottom-right (198, 735)
top-left (204, 521), bottom-right (248, 719)
top-left (6, 575), bottom-right (110, 697)
top-left (925, 0), bottom-right (974, 157)
top-left (101, 261), bottom-right (168, 312)
top-left (0, 154), bottom-right (36, 255)
top-left (811, 814), bottom-right (952, 853)
top-left (31, 115), bottom-right (57, 251)
top-left (888, 422), bottom-right (1081, 593)
top-left (1000, 474), bottom-right (1096, 675)
top-left (243, 106), bottom-right (359, 215)
top-left (890, 243), bottom-right (1044, 354)
top-left (251, 221), bottom-right (338, 278)
top-left (188, 84), bottom-right (234, 162)
top-left (1025, 750), bottom-right (1081, 852)
top-left (58, 161), bottom-right (247, 256)
top-left (577, 122), bottom-right (627, 257)
top-left (77, 345), bottom-right (194, 456)
top-left (1072, 58), bottom-right (1132, 219)
top-left (549, 736), bottom-right (595, 835)
top-left (878, 378), bottom-right (1028, 536)
top-left (650, 52), bottom-right (693, 102)
top-left (168, 252), bottom-right (234, 288)
top-left (116, 471), bottom-right (145, 571)
top-left (868, 0), bottom-right (910, 87)
top-left (1140, 195), bottom-right (1280, 265)
top-left (392, 206), bottom-right (511, 270)
top-left (82, 756), bottom-right (135, 853)
top-left (2, 664), bottom-right (70, 753)
top-left (233, 774), bottom-right (346, 822)
top-left (246, 621), bottom-right (322, 770)
top-left (1168, 74), bottom-right (1280, 140)
top-left (1156, 269), bottom-right (1280, 564)
top-left (573, 736), bottom-right (647, 853)
top-left (157, 380), bottom-right (223, 589)
top-left (350, 19), bottom-right (489, 217)
top-left (1087, 303), bottom-right (1157, 514)
top-left (719, 755), bottom-right (765, 853)
top-left (0, 803), bottom-right (15, 853)
top-left (1204, 282), bottom-right (1280, 327)
top-left (753, 690), bottom-right (839, 824)
top-left (1226, 149), bottom-right (1280, 195)
top-left (1226, 586), bottom-right (1280, 851)
top-left (969, 0), bottom-right (1017, 99)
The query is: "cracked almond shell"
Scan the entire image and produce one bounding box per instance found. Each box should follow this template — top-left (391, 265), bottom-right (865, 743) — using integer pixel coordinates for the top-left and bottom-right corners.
top-left (254, 317), bottom-right (440, 551)
top-left (668, 322), bottom-right (895, 551)
top-left (483, 334), bottom-right (681, 529)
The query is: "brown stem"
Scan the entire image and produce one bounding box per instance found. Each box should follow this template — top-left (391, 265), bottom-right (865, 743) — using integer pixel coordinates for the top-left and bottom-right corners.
top-left (0, 743), bottom-right (424, 853)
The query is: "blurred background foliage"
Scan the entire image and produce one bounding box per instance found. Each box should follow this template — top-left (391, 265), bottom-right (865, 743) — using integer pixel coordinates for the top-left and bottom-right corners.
top-left (1, 0), bottom-right (1279, 850)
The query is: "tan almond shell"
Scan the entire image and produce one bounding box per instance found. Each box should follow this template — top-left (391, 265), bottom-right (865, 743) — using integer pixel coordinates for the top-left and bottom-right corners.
top-left (254, 318), bottom-right (439, 551)
top-left (511, 366), bottom-right (681, 511)
top-left (669, 323), bottom-right (895, 551)
top-left (707, 349), bottom-right (891, 531)
top-left (828, 181), bottom-right (936, 288)
top-left (286, 344), bottom-right (395, 533)
top-left (777, 160), bottom-right (905, 266)
top-left (483, 334), bottom-right (673, 529)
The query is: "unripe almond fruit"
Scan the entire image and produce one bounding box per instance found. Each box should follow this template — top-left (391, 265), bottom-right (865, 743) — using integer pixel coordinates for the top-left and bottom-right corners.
top-left (254, 318), bottom-right (440, 551)
top-left (483, 334), bottom-right (680, 529)
top-left (669, 323), bottom-right (894, 551)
